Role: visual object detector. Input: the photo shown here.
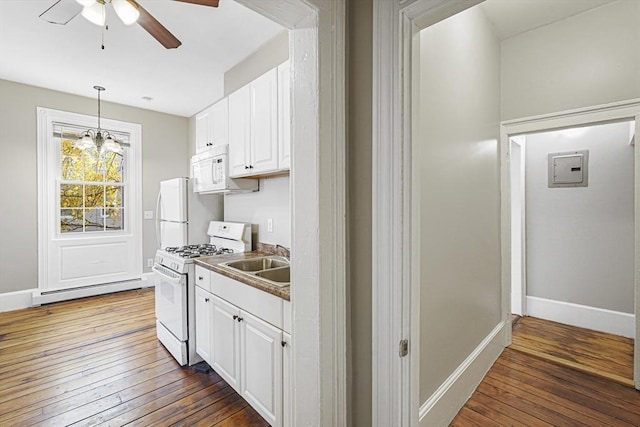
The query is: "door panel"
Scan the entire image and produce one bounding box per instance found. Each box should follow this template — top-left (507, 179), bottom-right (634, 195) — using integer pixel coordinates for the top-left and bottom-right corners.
top-left (211, 295), bottom-right (241, 391)
top-left (195, 286), bottom-right (212, 364)
top-left (250, 68), bottom-right (279, 174)
top-left (240, 310), bottom-right (282, 426)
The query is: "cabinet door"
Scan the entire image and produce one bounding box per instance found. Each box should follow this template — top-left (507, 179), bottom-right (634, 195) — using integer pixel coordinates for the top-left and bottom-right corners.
top-left (240, 310), bottom-right (283, 427)
top-left (250, 68), bottom-right (279, 174)
top-left (228, 85), bottom-right (251, 177)
top-left (194, 286), bottom-right (212, 364)
top-left (195, 107), bottom-right (212, 153)
top-left (277, 60), bottom-right (291, 170)
top-left (210, 98), bottom-right (228, 147)
top-left (211, 295), bottom-right (241, 391)
top-left (282, 332), bottom-right (291, 427)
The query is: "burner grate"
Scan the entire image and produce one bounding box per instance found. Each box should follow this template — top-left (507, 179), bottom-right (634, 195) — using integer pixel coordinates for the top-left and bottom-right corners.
top-left (165, 244), bottom-right (234, 258)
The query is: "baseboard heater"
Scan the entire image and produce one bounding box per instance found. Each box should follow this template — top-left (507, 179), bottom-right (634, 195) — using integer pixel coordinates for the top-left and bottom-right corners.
top-left (32, 277), bottom-right (148, 306)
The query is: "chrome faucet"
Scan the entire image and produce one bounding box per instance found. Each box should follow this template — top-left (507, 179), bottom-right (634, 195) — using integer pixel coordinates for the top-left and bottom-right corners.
top-left (275, 244), bottom-right (290, 259)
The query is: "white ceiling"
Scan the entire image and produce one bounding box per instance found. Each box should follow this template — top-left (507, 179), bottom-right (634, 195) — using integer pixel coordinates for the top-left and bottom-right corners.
top-left (0, 0), bottom-right (618, 118)
top-left (0, 0), bottom-right (284, 117)
top-left (480, 0), bottom-right (617, 40)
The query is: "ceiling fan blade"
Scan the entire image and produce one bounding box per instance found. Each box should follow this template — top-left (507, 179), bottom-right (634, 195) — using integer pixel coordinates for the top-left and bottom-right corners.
top-left (39, 0), bottom-right (82, 25)
top-left (172, 0), bottom-right (220, 7)
top-left (132, 1), bottom-right (182, 49)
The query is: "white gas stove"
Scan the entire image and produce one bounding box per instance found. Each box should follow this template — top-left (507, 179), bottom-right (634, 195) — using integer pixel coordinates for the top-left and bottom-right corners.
top-left (153, 221), bottom-right (252, 366)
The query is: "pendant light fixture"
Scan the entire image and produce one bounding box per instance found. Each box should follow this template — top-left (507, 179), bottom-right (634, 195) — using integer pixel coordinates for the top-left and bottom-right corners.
top-left (75, 86), bottom-right (124, 155)
top-left (76, 0), bottom-right (140, 27)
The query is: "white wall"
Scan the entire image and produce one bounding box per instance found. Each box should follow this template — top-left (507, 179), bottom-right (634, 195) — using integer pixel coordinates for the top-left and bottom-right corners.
top-left (224, 175), bottom-right (290, 247)
top-left (418, 6), bottom-right (502, 401)
top-left (0, 80), bottom-right (190, 294)
top-left (525, 121), bottom-right (635, 314)
top-left (501, 0), bottom-right (640, 121)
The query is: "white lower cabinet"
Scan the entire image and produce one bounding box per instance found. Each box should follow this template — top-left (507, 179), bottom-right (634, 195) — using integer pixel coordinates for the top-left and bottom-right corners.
top-left (195, 286), bottom-right (212, 364)
top-left (195, 278), bottom-right (288, 427)
top-left (240, 310), bottom-right (282, 426)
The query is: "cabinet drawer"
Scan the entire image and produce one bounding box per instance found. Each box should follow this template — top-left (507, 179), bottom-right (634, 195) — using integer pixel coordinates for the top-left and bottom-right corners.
top-left (211, 271), bottom-right (283, 329)
top-left (195, 265), bottom-right (211, 293)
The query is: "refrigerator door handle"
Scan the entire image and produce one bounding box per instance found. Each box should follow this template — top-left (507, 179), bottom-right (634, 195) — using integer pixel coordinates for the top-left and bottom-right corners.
top-left (155, 191), bottom-right (162, 248)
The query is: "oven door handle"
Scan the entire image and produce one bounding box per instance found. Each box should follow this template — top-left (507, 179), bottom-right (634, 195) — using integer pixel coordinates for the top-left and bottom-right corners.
top-left (152, 265), bottom-right (184, 285)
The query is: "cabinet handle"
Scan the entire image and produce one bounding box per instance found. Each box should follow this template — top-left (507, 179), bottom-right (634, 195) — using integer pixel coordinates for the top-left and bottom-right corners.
top-left (233, 315), bottom-right (238, 320)
top-left (244, 165), bottom-right (249, 169)
top-left (249, 165), bottom-right (254, 169)
top-left (237, 317), bottom-right (244, 322)
top-left (281, 341), bottom-right (287, 347)
top-left (205, 298), bottom-right (209, 302)
top-left (198, 276), bottom-right (203, 281)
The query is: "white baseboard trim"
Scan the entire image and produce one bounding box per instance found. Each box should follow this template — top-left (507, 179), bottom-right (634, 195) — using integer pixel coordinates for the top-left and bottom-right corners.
top-left (419, 321), bottom-right (505, 427)
top-left (526, 296), bottom-right (635, 338)
top-left (0, 289), bottom-right (38, 312)
top-left (32, 278), bottom-right (147, 306)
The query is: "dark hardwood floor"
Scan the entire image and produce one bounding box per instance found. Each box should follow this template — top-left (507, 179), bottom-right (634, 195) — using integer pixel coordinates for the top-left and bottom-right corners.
top-left (451, 316), bottom-right (639, 426)
top-left (0, 288), bottom-right (268, 426)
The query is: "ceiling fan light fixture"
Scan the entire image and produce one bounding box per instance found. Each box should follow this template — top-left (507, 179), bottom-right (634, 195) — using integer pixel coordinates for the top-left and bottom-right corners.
top-left (81, 2), bottom-right (106, 26)
top-left (112, 0), bottom-right (140, 26)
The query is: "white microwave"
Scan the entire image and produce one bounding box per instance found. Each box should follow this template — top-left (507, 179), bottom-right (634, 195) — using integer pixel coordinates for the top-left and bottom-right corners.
top-left (191, 145), bottom-right (258, 194)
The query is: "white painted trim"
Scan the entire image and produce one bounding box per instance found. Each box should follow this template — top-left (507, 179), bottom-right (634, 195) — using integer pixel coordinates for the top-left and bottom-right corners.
top-left (0, 289), bottom-right (37, 312)
top-left (373, 1), bottom-right (490, 425)
top-left (32, 279), bottom-right (146, 305)
top-left (418, 322), bottom-right (505, 426)
top-left (526, 296), bottom-right (635, 339)
top-left (36, 107), bottom-right (143, 292)
top-left (238, 1), bottom-right (347, 424)
top-left (500, 100), bottom-right (640, 390)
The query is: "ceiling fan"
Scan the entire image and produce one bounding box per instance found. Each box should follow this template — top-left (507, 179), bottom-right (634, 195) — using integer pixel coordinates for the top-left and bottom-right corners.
top-left (39, 0), bottom-right (220, 49)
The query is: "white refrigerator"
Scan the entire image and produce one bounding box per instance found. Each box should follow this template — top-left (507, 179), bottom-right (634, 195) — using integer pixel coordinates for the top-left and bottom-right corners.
top-left (156, 177), bottom-right (223, 248)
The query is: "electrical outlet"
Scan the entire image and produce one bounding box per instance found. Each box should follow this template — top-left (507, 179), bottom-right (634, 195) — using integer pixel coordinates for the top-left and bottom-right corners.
top-left (144, 211), bottom-right (154, 219)
top-left (147, 258), bottom-right (153, 267)
top-left (267, 218), bottom-right (273, 232)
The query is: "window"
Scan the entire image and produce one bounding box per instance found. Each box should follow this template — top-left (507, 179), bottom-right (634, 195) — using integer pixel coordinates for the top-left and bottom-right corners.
top-left (56, 124), bottom-right (128, 234)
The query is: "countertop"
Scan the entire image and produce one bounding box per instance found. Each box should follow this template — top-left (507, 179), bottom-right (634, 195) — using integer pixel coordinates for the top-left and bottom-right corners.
top-left (194, 251), bottom-right (290, 301)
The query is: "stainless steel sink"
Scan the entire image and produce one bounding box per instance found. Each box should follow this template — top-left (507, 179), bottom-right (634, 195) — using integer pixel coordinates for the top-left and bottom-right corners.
top-left (255, 266), bottom-right (290, 285)
top-left (219, 256), bottom-right (291, 287)
top-left (222, 256), bottom-right (289, 272)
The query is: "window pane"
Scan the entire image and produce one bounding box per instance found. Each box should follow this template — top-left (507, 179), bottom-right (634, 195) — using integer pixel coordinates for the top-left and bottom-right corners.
top-left (85, 208), bottom-right (104, 232)
top-left (104, 152), bottom-right (125, 183)
top-left (83, 152), bottom-right (105, 182)
top-left (61, 156), bottom-right (84, 181)
top-left (61, 138), bottom-right (83, 158)
top-left (61, 208), bottom-right (84, 233)
top-left (85, 185), bottom-right (104, 208)
top-left (105, 208), bottom-right (124, 231)
top-left (60, 184), bottom-right (83, 208)
top-left (105, 185), bottom-right (123, 208)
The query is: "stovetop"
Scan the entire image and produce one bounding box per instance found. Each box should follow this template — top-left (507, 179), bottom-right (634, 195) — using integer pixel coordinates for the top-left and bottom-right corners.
top-left (165, 244), bottom-right (235, 259)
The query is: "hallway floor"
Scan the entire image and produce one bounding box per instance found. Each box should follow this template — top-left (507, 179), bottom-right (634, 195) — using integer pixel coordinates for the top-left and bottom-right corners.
top-left (450, 316), bottom-right (639, 426)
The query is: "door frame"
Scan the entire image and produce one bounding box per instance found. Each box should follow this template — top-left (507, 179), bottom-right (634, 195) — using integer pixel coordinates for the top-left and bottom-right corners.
top-left (509, 136), bottom-right (526, 317)
top-left (372, 0), bottom-right (485, 425)
top-left (499, 99), bottom-right (640, 389)
top-left (239, 1), bottom-right (347, 424)
top-left (36, 107), bottom-right (143, 300)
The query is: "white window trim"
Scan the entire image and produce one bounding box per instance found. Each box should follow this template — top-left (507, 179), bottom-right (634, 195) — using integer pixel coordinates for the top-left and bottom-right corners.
top-left (36, 107), bottom-right (143, 294)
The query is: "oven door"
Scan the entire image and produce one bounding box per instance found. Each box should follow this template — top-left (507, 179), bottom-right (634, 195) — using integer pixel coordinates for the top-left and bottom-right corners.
top-left (153, 264), bottom-right (188, 341)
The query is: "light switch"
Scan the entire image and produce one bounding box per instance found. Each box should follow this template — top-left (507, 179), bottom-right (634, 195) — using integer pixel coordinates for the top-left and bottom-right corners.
top-left (548, 150), bottom-right (589, 188)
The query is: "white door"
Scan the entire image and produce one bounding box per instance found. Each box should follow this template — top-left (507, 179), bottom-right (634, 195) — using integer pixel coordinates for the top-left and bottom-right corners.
top-left (228, 85), bottom-right (251, 177)
top-left (250, 67), bottom-right (279, 174)
top-left (195, 286), bottom-right (212, 364)
top-left (240, 310), bottom-right (283, 427)
top-left (211, 98), bottom-right (229, 147)
top-left (211, 294), bottom-right (241, 391)
top-left (37, 109), bottom-right (142, 293)
top-left (195, 107), bottom-right (212, 153)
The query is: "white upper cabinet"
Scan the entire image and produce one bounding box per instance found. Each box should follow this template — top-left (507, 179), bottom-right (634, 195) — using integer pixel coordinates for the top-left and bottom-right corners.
top-left (250, 68), bottom-right (279, 174)
top-left (195, 98), bottom-right (228, 153)
top-left (228, 61), bottom-right (291, 178)
top-left (229, 85), bottom-right (252, 177)
top-left (277, 60), bottom-right (291, 170)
